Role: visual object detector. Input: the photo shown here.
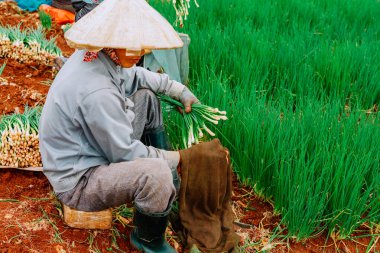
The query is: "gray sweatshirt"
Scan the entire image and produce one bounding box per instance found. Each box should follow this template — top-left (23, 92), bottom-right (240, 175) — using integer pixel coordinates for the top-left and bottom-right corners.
top-left (39, 50), bottom-right (184, 193)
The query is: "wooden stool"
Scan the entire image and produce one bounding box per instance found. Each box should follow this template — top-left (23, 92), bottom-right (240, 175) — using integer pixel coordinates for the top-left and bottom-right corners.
top-left (63, 204), bottom-right (112, 229)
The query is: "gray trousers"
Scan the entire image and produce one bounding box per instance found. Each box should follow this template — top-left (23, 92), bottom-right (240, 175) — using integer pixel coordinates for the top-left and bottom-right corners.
top-left (57, 89), bottom-right (176, 215)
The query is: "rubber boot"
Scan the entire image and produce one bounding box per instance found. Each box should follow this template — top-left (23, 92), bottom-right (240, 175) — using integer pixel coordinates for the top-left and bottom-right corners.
top-left (141, 126), bottom-right (171, 151)
top-left (130, 209), bottom-right (177, 253)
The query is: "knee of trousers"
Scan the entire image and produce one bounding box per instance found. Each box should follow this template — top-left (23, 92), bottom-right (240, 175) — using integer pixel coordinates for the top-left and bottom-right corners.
top-left (135, 159), bottom-right (176, 214)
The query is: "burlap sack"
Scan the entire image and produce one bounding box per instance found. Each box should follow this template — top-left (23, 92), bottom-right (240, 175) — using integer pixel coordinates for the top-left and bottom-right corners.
top-left (179, 139), bottom-right (240, 253)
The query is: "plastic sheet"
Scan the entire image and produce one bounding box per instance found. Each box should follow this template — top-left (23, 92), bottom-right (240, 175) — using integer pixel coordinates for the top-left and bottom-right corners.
top-left (15, 0), bottom-right (52, 11)
top-left (39, 4), bottom-right (75, 24)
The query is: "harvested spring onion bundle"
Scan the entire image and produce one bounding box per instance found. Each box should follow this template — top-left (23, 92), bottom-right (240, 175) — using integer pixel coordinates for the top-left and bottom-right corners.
top-left (0, 25), bottom-right (61, 66)
top-left (157, 94), bottom-right (227, 148)
top-left (0, 107), bottom-right (42, 168)
top-left (172, 0), bottom-right (199, 27)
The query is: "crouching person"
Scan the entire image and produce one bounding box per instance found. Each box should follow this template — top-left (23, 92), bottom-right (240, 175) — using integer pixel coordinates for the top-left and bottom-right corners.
top-left (39, 0), bottom-right (198, 252)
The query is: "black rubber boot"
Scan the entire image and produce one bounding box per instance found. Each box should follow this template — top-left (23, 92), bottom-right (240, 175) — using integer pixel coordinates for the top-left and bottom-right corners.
top-left (130, 209), bottom-right (176, 253)
top-left (141, 126), bottom-right (172, 151)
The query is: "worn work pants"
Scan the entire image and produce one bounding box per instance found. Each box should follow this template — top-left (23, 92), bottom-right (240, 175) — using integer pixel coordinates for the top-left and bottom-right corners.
top-left (57, 89), bottom-right (176, 215)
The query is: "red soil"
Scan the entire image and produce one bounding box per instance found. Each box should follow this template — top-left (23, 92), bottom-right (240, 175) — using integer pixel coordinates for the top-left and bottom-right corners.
top-left (0, 2), bottom-right (378, 252)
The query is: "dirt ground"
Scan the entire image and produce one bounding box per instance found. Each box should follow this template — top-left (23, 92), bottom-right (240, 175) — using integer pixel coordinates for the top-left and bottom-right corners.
top-left (0, 2), bottom-right (378, 252)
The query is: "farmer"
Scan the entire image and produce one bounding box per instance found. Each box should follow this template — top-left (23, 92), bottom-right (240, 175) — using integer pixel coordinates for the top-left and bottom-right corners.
top-left (39, 0), bottom-right (199, 252)
top-left (55, 0), bottom-right (191, 85)
top-left (70, 0), bottom-right (191, 84)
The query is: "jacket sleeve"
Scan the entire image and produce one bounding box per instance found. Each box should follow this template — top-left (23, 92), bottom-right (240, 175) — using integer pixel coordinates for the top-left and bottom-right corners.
top-left (79, 88), bottom-right (174, 163)
top-left (133, 67), bottom-right (185, 100)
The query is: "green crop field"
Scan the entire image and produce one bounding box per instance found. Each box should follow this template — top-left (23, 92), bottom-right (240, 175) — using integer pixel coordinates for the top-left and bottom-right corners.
top-left (153, 0), bottom-right (380, 241)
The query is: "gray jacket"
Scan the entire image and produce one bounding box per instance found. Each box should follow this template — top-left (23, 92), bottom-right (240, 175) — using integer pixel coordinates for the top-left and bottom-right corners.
top-left (39, 50), bottom-right (184, 193)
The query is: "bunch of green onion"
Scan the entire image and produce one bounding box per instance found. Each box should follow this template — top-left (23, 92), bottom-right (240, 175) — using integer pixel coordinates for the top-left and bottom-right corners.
top-left (158, 94), bottom-right (227, 148)
top-left (171, 0), bottom-right (199, 26)
top-left (0, 25), bottom-right (61, 66)
top-left (0, 107), bottom-right (42, 168)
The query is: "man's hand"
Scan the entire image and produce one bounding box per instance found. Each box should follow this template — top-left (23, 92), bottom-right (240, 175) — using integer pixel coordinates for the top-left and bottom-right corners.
top-left (179, 87), bottom-right (199, 113)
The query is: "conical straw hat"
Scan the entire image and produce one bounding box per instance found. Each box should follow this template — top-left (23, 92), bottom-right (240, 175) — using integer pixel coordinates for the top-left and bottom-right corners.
top-left (64, 0), bottom-right (183, 52)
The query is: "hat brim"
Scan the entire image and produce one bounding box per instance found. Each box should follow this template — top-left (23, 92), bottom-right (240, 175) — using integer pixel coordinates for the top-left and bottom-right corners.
top-left (64, 0), bottom-right (184, 51)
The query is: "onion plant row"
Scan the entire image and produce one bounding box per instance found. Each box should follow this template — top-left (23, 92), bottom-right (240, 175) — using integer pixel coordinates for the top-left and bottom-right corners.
top-left (152, 0), bottom-right (380, 240)
top-left (225, 100), bottom-right (380, 240)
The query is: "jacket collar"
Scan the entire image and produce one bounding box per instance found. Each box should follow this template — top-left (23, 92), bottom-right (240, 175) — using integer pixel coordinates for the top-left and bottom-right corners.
top-left (97, 51), bottom-right (125, 92)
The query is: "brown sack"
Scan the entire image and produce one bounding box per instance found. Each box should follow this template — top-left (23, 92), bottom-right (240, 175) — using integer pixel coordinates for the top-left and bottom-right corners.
top-left (179, 139), bottom-right (240, 253)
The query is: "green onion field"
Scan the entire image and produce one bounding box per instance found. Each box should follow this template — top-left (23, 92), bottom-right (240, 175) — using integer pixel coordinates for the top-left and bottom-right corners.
top-left (155, 0), bottom-right (380, 241)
